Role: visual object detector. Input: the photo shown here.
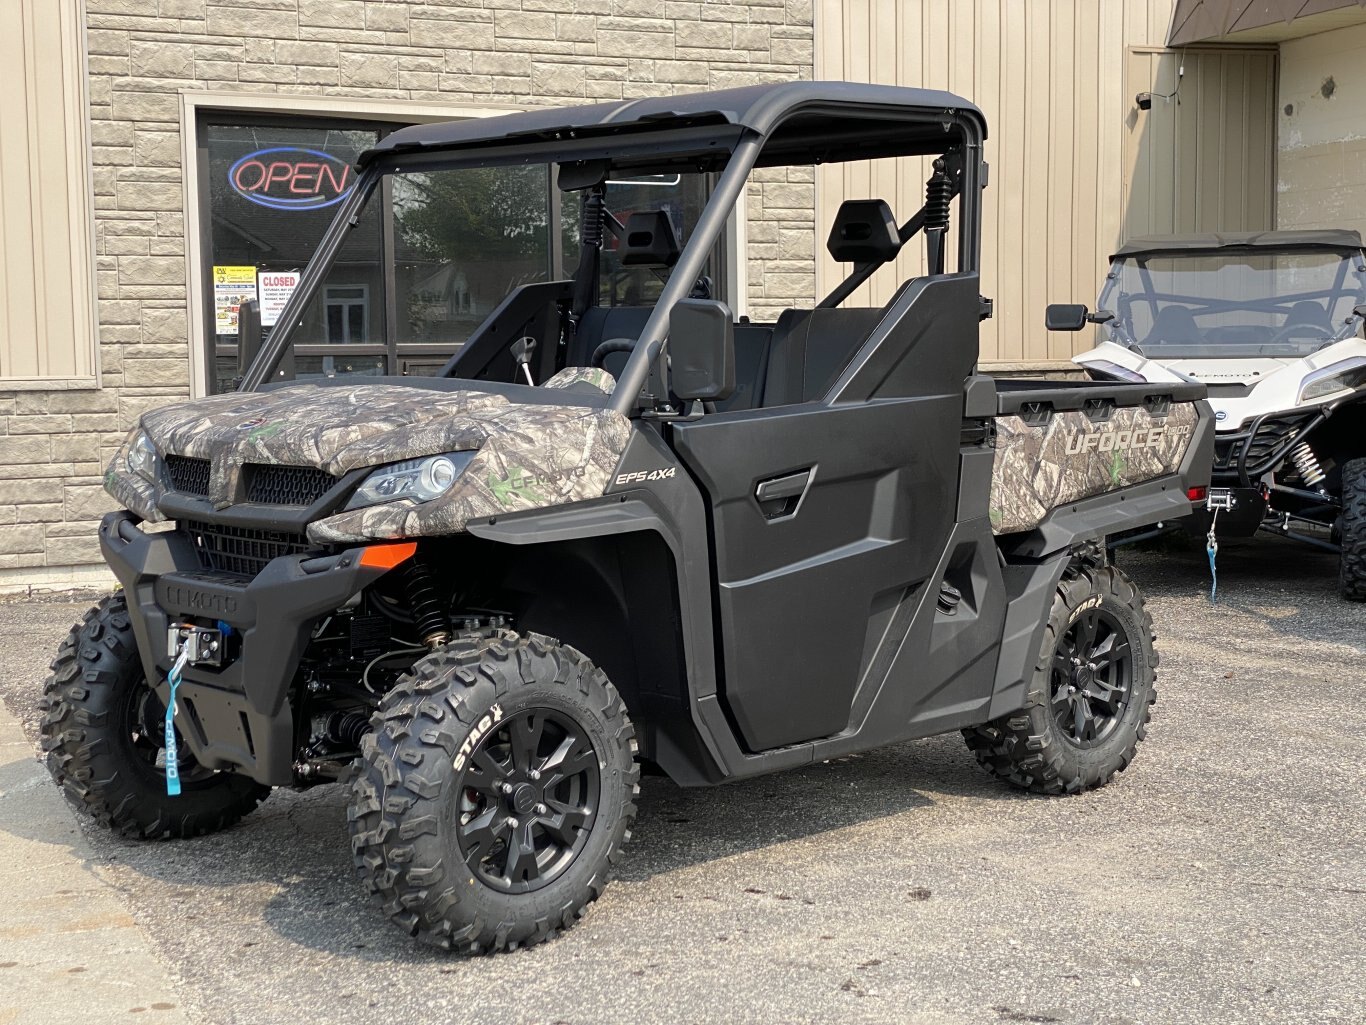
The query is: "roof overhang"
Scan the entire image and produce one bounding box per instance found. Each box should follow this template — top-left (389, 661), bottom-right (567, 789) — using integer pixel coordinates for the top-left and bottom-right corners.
top-left (1169, 0), bottom-right (1366, 45)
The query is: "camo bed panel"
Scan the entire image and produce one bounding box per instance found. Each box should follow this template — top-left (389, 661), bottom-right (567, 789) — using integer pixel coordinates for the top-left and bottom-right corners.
top-left (988, 404), bottom-right (1198, 535)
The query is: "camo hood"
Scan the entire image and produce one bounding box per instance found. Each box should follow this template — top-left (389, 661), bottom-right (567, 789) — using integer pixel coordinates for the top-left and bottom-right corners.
top-left (105, 376), bottom-right (633, 542)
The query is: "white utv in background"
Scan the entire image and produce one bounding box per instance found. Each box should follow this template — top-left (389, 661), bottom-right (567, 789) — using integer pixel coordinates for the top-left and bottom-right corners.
top-left (1054, 231), bottom-right (1366, 599)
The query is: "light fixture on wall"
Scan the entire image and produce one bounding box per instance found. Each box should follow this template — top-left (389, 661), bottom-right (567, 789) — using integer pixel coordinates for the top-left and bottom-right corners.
top-left (1137, 61), bottom-right (1185, 112)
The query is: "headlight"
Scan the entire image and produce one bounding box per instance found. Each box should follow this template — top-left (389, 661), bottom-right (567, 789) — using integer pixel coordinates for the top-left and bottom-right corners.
top-left (1299, 358), bottom-right (1366, 402)
top-left (127, 430), bottom-right (159, 482)
top-left (345, 451), bottom-right (475, 510)
top-left (1083, 359), bottom-right (1146, 384)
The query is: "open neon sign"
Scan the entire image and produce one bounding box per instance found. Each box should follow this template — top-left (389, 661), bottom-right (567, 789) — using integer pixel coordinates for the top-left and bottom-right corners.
top-left (228, 147), bottom-right (355, 211)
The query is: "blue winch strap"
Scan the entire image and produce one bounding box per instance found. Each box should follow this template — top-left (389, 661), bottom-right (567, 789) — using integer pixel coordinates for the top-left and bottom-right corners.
top-left (1206, 541), bottom-right (1218, 602)
top-left (164, 649), bottom-right (188, 797)
top-left (1206, 508), bottom-right (1220, 603)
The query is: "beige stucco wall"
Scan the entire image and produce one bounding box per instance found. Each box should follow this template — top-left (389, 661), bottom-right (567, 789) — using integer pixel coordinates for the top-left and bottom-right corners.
top-left (1277, 22), bottom-right (1366, 235)
top-left (815, 0), bottom-right (1189, 367)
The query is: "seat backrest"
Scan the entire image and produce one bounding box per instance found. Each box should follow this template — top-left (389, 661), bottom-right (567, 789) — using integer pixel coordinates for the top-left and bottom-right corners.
top-left (712, 323), bottom-right (773, 412)
top-left (618, 210), bottom-right (681, 267)
top-left (760, 307), bottom-right (886, 407)
top-left (568, 305), bottom-right (654, 369)
top-left (1284, 299), bottom-right (1331, 331)
top-left (1144, 305), bottom-right (1199, 346)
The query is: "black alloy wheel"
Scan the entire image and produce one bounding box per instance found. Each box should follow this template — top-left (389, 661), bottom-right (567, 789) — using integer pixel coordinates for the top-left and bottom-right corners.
top-left (1050, 606), bottom-right (1132, 748)
top-left (455, 707), bottom-right (601, 894)
top-left (349, 630), bottom-right (638, 952)
top-left (962, 562), bottom-right (1157, 795)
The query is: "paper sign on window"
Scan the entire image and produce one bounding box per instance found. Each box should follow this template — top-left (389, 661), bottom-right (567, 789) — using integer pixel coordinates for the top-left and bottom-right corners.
top-left (258, 271), bottom-right (301, 328)
top-left (213, 265), bottom-right (257, 335)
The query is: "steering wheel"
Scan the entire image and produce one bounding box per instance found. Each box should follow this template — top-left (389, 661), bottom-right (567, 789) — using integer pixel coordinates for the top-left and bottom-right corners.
top-left (1272, 322), bottom-right (1337, 343)
top-left (590, 338), bottom-right (636, 369)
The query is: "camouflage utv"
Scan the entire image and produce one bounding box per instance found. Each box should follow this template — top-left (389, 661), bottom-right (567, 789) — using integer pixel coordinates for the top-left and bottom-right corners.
top-left (43, 83), bottom-right (1214, 953)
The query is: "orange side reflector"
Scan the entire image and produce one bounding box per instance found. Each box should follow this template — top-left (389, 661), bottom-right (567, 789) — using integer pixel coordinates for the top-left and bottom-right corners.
top-left (358, 541), bottom-right (417, 570)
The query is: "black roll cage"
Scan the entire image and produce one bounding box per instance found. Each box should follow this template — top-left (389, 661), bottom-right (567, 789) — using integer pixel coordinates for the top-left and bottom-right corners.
top-left (240, 89), bottom-right (987, 416)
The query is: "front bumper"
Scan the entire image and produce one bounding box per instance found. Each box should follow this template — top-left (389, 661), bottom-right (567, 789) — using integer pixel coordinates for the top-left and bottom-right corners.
top-left (1211, 408), bottom-right (1325, 486)
top-left (99, 511), bottom-right (392, 786)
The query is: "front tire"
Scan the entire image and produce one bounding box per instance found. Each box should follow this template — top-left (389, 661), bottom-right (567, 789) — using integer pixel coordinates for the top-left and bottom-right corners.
top-left (1338, 457), bottom-right (1366, 601)
top-left (348, 631), bottom-right (638, 953)
top-left (963, 563), bottom-right (1157, 794)
top-left (39, 593), bottom-right (270, 838)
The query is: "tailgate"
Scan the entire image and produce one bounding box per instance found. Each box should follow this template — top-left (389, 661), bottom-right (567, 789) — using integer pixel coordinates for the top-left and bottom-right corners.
top-left (988, 380), bottom-right (1211, 536)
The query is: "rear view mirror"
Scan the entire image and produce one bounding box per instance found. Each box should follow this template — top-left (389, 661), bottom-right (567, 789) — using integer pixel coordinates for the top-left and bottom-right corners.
top-left (236, 298), bottom-right (263, 375)
top-left (669, 299), bottom-right (735, 402)
top-left (1046, 303), bottom-right (1088, 332)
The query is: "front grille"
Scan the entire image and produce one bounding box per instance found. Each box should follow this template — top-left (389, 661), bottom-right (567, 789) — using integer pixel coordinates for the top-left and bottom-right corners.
top-left (182, 520), bottom-right (315, 578)
top-left (1213, 412), bottom-right (1316, 478)
top-left (165, 455), bottom-right (211, 497)
top-left (244, 463), bottom-right (338, 507)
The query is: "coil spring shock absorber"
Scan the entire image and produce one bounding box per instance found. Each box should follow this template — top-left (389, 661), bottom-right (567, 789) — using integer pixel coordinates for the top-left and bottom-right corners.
top-left (580, 189), bottom-right (607, 249)
top-left (924, 157), bottom-right (953, 274)
top-left (1290, 441), bottom-right (1327, 488)
top-left (403, 557), bottom-right (451, 648)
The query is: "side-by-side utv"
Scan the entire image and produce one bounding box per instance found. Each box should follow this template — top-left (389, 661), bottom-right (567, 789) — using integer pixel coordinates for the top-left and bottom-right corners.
top-left (43, 83), bottom-right (1213, 952)
top-left (1060, 231), bottom-right (1366, 598)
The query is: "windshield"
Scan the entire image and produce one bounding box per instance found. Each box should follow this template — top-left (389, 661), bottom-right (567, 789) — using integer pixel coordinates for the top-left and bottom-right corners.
top-left (1098, 249), bottom-right (1366, 358)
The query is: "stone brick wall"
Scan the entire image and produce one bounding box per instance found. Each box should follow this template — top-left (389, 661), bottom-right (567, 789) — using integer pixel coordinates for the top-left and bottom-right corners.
top-left (0, 0), bottom-right (814, 588)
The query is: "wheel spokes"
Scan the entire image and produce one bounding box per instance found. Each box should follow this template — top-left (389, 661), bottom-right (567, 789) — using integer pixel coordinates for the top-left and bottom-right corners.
top-left (502, 819), bottom-right (540, 884)
top-left (461, 806), bottom-right (502, 860)
top-left (465, 748), bottom-right (509, 796)
top-left (541, 736), bottom-right (597, 786)
top-left (453, 706), bottom-right (602, 894)
top-left (509, 712), bottom-right (544, 773)
top-left (539, 803), bottom-right (593, 847)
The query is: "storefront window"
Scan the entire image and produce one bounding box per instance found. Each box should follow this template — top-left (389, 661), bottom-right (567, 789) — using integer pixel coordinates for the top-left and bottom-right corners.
top-left (199, 113), bottom-right (722, 393)
top-left (201, 119), bottom-right (384, 392)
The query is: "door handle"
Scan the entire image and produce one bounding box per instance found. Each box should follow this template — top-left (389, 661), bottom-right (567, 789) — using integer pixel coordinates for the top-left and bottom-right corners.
top-left (755, 470), bottom-right (811, 502)
top-left (755, 469), bottom-right (812, 520)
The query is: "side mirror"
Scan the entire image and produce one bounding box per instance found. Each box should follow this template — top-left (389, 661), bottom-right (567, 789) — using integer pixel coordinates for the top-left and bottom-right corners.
top-left (669, 298), bottom-right (735, 402)
top-left (236, 298), bottom-right (263, 375)
top-left (1045, 303), bottom-right (1088, 332)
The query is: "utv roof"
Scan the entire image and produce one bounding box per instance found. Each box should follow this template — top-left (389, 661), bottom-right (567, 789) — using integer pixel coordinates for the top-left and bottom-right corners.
top-left (1113, 229), bottom-right (1364, 260)
top-left (361, 82), bottom-right (986, 168)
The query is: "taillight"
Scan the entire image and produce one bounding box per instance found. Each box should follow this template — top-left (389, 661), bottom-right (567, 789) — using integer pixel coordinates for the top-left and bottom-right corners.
top-left (1186, 485), bottom-right (1207, 502)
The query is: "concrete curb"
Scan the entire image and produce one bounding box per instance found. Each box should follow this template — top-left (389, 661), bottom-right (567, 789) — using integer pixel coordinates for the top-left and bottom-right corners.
top-left (0, 701), bottom-right (191, 1025)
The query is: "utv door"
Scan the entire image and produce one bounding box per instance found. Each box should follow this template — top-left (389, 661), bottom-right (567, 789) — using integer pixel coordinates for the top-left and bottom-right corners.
top-left (670, 274), bottom-right (980, 751)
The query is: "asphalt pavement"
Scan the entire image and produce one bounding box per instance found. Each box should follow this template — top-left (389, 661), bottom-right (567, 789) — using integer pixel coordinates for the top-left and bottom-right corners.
top-left (0, 535), bottom-right (1362, 1025)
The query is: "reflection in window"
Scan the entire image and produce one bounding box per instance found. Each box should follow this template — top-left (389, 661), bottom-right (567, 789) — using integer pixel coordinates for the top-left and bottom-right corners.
top-left (324, 285), bottom-right (369, 344)
top-left (599, 173), bottom-right (708, 307)
top-left (393, 166), bottom-right (552, 345)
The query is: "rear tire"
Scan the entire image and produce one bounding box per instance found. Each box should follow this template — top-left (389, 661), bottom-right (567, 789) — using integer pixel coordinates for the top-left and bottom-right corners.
top-left (1338, 457), bottom-right (1366, 602)
top-left (963, 563), bottom-right (1157, 795)
top-left (348, 630), bottom-right (638, 953)
top-left (39, 593), bottom-right (270, 839)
